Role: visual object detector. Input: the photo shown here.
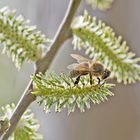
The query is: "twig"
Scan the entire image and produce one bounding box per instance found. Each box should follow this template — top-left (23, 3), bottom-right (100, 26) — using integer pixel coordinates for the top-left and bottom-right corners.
top-left (0, 0), bottom-right (81, 139)
top-left (36, 0), bottom-right (81, 73)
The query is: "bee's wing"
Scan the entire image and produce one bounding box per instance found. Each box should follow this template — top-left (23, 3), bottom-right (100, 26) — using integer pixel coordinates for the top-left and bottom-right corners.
top-left (71, 54), bottom-right (92, 63)
top-left (67, 63), bottom-right (79, 70)
top-left (67, 63), bottom-right (80, 78)
top-left (67, 62), bottom-right (89, 70)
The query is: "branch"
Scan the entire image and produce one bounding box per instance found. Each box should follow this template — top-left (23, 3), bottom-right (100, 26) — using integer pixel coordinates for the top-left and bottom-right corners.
top-left (0, 0), bottom-right (81, 139)
top-left (36, 0), bottom-right (81, 73)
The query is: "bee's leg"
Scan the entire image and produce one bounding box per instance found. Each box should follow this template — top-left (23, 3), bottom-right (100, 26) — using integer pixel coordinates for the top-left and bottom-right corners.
top-left (89, 73), bottom-right (92, 85)
top-left (74, 75), bottom-right (81, 85)
top-left (97, 77), bottom-right (100, 85)
top-left (101, 80), bottom-right (106, 85)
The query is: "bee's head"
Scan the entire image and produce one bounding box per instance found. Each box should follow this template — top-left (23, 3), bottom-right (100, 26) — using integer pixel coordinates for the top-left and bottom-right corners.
top-left (102, 68), bottom-right (111, 80)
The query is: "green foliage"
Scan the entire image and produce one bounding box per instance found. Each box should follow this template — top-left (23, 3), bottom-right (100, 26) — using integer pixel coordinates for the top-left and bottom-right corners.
top-left (0, 103), bottom-right (43, 140)
top-left (0, 7), bottom-right (50, 68)
top-left (0, 118), bottom-right (10, 133)
top-left (85, 0), bottom-right (114, 10)
top-left (71, 11), bottom-right (140, 84)
top-left (32, 72), bottom-right (114, 114)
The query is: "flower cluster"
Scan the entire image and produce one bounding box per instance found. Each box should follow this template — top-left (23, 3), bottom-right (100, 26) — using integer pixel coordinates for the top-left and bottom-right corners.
top-left (72, 11), bottom-right (140, 84)
top-left (0, 104), bottom-right (43, 140)
top-left (32, 72), bottom-right (114, 114)
top-left (85, 0), bottom-right (114, 10)
top-left (0, 7), bottom-right (50, 68)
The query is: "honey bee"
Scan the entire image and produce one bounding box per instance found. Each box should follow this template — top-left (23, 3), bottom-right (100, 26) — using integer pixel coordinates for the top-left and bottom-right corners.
top-left (67, 54), bottom-right (111, 85)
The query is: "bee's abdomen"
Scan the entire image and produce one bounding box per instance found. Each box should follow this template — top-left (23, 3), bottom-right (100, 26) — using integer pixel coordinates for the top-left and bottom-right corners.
top-left (69, 70), bottom-right (88, 78)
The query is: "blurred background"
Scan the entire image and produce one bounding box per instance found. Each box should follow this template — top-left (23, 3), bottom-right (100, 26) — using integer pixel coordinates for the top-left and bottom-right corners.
top-left (0, 0), bottom-right (140, 140)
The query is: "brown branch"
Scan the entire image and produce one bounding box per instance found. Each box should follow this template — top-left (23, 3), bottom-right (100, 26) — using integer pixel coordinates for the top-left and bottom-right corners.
top-left (0, 0), bottom-right (81, 139)
top-left (36, 0), bottom-right (81, 73)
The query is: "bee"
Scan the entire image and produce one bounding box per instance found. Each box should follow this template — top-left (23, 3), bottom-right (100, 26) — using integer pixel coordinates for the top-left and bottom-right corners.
top-left (67, 54), bottom-right (111, 85)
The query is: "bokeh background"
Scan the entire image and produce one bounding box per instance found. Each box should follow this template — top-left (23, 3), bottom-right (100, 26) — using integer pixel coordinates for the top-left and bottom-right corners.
top-left (0, 0), bottom-right (140, 140)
